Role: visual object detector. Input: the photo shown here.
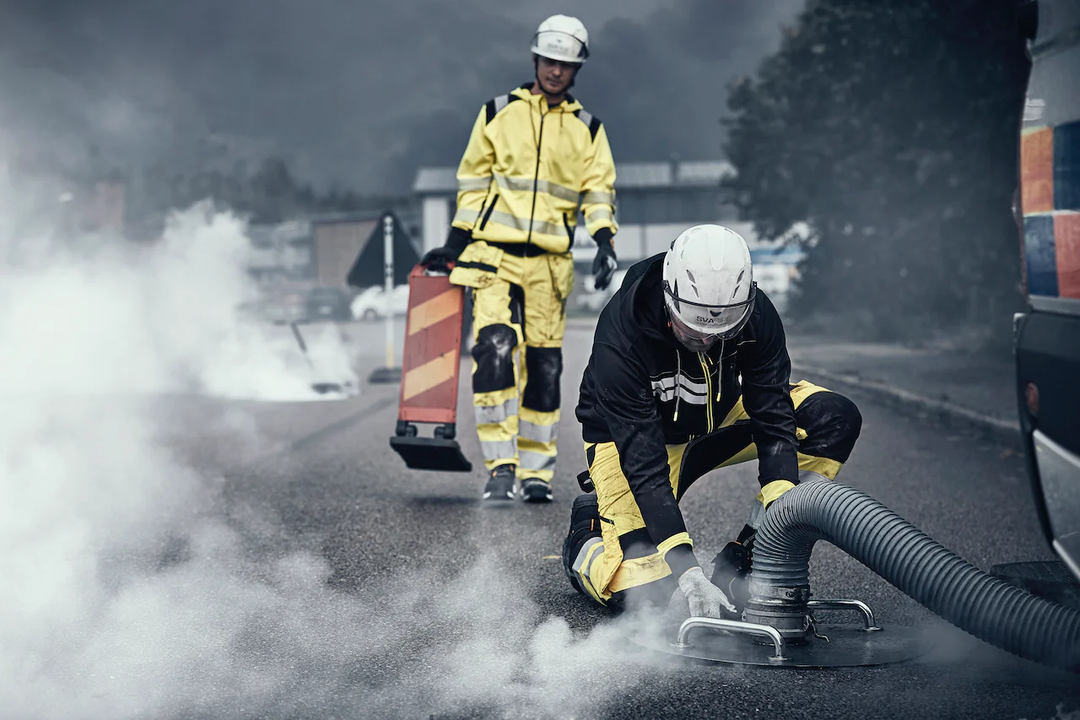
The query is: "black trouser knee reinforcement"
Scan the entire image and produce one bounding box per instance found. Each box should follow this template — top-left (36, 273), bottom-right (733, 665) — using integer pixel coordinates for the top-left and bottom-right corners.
top-left (522, 346), bottom-right (562, 413)
top-left (471, 323), bottom-right (518, 393)
top-left (794, 391), bottom-right (863, 464)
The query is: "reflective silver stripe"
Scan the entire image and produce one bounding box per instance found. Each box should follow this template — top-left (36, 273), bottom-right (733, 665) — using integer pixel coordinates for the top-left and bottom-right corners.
top-left (539, 179), bottom-right (581, 204)
top-left (492, 173), bottom-right (581, 204)
top-left (492, 173), bottom-right (533, 194)
top-left (652, 375), bottom-right (707, 394)
top-left (572, 536), bottom-right (604, 577)
top-left (577, 109), bottom-right (594, 127)
top-left (487, 210), bottom-right (565, 237)
top-left (481, 440), bottom-right (517, 461)
top-left (651, 375), bottom-right (708, 405)
top-left (475, 399), bottom-right (519, 426)
top-left (458, 176), bottom-right (492, 192)
top-left (519, 450), bottom-right (556, 472)
top-left (582, 190), bottom-right (615, 205)
top-left (653, 387), bottom-right (708, 405)
top-left (494, 94), bottom-right (512, 114)
top-left (585, 207), bottom-right (614, 222)
top-left (519, 419), bottom-right (558, 444)
top-left (454, 207), bottom-right (480, 224)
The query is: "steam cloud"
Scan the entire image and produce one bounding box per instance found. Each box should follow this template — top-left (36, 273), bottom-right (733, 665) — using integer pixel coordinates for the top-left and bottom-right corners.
top-left (0, 163), bottom-right (672, 719)
top-left (0, 4), bottom-right (812, 714)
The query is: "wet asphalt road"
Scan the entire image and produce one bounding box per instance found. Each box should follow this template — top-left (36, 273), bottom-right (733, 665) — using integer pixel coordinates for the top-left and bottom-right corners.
top-left (153, 319), bottom-right (1080, 720)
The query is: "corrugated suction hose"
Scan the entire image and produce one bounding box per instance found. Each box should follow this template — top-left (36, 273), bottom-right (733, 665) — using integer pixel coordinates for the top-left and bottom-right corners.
top-left (746, 476), bottom-right (1080, 671)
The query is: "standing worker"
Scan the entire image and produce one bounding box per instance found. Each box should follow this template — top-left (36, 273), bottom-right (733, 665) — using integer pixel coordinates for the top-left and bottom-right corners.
top-left (421, 14), bottom-right (619, 504)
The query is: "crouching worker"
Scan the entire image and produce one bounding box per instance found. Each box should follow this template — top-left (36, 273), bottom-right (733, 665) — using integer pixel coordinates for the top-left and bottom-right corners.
top-left (562, 224), bottom-right (863, 618)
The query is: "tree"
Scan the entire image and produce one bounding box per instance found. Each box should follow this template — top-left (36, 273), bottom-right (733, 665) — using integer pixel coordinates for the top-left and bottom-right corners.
top-left (723, 0), bottom-right (1030, 344)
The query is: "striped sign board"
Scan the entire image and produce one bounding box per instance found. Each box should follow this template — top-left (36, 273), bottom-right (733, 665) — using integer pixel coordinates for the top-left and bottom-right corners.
top-left (398, 266), bottom-right (466, 424)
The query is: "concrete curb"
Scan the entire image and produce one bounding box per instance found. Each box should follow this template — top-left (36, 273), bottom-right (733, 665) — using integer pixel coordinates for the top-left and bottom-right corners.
top-left (792, 362), bottom-right (1022, 449)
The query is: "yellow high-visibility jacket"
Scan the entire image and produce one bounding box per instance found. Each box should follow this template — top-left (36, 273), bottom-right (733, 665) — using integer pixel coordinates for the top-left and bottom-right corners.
top-left (451, 84), bottom-right (618, 255)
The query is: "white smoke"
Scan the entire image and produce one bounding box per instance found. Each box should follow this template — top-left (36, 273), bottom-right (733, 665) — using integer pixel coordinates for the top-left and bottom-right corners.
top-left (0, 165), bottom-right (671, 719)
top-left (0, 178), bottom-right (356, 401)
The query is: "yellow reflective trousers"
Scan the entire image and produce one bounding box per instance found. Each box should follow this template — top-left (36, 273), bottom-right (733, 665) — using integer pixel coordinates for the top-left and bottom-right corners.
top-left (450, 243), bottom-right (575, 483)
top-left (573, 380), bottom-right (852, 605)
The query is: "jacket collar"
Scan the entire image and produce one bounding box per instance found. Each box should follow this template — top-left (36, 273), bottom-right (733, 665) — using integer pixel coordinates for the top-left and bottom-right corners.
top-left (512, 83), bottom-right (582, 112)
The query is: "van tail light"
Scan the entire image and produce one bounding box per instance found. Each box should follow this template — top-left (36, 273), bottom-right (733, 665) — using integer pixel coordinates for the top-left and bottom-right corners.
top-left (1025, 382), bottom-right (1040, 417)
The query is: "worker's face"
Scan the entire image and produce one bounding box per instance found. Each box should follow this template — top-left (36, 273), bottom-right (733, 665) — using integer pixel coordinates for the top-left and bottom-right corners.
top-left (536, 56), bottom-right (578, 96)
top-left (668, 310), bottom-right (721, 353)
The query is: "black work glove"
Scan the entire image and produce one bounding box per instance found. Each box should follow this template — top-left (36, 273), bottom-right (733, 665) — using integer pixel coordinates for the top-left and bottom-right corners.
top-left (591, 228), bottom-right (617, 291)
top-left (710, 541), bottom-right (752, 613)
top-left (420, 227), bottom-right (472, 272)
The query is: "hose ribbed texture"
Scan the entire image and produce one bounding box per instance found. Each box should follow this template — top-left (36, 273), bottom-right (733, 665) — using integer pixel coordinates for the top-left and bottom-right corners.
top-left (752, 478), bottom-right (1080, 671)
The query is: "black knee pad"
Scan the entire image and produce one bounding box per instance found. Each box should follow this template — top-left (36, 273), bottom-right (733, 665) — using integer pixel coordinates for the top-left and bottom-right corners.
top-left (523, 346), bottom-right (563, 413)
top-left (471, 324), bottom-right (518, 393)
top-left (796, 391), bottom-right (863, 463)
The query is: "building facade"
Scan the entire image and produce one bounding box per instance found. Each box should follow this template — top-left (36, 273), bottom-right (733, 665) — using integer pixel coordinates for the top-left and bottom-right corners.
top-left (412, 160), bottom-right (803, 311)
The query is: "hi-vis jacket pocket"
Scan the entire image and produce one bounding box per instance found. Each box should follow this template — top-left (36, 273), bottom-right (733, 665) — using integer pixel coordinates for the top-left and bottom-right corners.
top-left (547, 251), bottom-right (575, 303)
top-left (449, 241), bottom-right (505, 289)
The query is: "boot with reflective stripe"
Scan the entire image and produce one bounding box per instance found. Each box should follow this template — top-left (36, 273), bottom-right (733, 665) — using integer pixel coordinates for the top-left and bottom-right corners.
top-left (520, 477), bottom-right (553, 503)
top-left (562, 494), bottom-right (601, 592)
top-left (483, 463), bottom-right (517, 502)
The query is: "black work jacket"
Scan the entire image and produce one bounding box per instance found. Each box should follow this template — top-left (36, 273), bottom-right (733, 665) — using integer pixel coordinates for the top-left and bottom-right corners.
top-left (576, 253), bottom-right (798, 557)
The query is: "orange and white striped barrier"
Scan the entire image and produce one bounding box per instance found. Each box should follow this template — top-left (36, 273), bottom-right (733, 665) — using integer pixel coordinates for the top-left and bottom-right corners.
top-left (390, 264), bottom-right (472, 471)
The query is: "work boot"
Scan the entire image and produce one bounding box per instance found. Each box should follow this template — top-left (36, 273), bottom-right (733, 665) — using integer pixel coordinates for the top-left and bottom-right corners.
top-left (562, 494), bottom-right (601, 593)
top-left (710, 541), bottom-right (752, 613)
top-left (520, 477), bottom-right (553, 503)
top-left (483, 464), bottom-right (517, 502)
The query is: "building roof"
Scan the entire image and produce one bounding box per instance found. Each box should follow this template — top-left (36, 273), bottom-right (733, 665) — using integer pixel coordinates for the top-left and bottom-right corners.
top-left (412, 160), bottom-right (735, 195)
top-left (413, 167), bottom-right (460, 194)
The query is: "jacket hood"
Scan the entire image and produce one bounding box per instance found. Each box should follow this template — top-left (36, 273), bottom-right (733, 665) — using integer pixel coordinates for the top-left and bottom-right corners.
top-left (616, 253), bottom-right (673, 343)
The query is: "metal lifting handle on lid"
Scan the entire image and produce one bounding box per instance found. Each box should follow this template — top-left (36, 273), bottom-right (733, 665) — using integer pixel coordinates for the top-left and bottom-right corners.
top-left (672, 617), bottom-right (789, 662)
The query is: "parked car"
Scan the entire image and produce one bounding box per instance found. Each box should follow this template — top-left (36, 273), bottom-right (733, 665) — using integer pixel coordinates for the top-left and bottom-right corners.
top-left (236, 291), bottom-right (306, 324)
top-left (351, 285), bottom-right (410, 321)
top-left (306, 286), bottom-right (352, 322)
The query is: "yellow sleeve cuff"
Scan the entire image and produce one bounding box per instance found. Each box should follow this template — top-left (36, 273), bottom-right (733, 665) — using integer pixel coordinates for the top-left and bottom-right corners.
top-left (757, 480), bottom-right (796, 509)
top-left (656, 532), bottom-right (694, 557)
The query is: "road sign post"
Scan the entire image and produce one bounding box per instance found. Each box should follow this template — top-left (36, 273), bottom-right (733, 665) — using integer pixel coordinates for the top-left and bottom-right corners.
top-left (368, 214), bottom-right (403, 384)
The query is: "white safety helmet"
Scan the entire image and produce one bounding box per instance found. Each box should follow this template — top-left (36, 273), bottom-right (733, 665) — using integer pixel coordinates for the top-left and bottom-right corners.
top-left (662, 224), bottom-right (757, 342)
top-left (531, 15), bottom-right (590, 65)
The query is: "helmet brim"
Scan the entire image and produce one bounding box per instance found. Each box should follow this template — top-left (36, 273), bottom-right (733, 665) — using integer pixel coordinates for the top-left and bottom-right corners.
top-left (530, 31), bottom-right (589, 64)
top-left (663, 282), bottom-right (757, 339)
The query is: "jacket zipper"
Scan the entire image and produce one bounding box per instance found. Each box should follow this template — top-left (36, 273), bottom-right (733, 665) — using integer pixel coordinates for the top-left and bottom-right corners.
top-left (526, 103), bottom-right (546, 246)
top-left (698, 354), bottom-right (714, 432)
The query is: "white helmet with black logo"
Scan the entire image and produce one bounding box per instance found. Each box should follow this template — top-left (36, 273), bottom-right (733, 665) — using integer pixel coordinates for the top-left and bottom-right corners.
top-left (663, 224), bottom-right (756, 341)
top-left (531, 15), bottom-right (590, 65)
